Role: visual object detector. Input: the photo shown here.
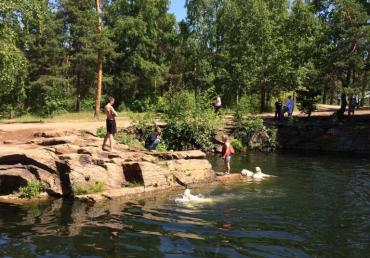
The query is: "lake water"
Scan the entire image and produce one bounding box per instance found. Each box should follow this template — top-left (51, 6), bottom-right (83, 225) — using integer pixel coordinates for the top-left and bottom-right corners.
top-left (0, 152), bottom-right (369, 258)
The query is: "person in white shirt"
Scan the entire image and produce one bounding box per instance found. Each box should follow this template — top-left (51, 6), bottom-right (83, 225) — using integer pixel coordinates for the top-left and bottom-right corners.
top-left (212, 96), bottom-right (222, 113)
top-left (285, 96), bottom-right (294, 117)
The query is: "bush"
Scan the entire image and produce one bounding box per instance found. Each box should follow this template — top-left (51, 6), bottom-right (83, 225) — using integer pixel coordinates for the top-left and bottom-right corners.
top-left (296, 88), bottom-right (320, 117)
top-left (115, 132), bottom-right (143, 148)
top-left (231, 139), bottom-right (244, 152)
top-left (161, 90), bottom-right (219, 151)
top-left (233, 116), bottom-right (264, 147)
top-left (156, 142), bottom-right (167, 152)
top-left (73, 181), bottom-right (105, 195)
top-left (18, 180), bottom-right (46, 199)
top-left (237, 94), bottom-right (260, 113)
top-left (96, 126), bottom-right (106, 138)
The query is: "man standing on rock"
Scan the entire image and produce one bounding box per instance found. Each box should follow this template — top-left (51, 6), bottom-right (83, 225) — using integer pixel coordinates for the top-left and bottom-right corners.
top-left (102, 96), bottom-right (118, 152)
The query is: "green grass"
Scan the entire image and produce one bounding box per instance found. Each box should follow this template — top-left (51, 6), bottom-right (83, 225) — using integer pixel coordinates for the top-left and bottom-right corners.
top-left (126, 182), bottom-right (144, 188)
top-left (18, 180), bottom-right (46, 199)
top-left (0, 111), bottom-right (138, 123)
top-left (73, 181), bottom-right (105, 195)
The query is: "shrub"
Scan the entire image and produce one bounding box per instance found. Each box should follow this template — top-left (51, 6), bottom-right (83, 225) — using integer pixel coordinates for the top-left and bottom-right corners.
top-left (18, 180), bottom-right (46, 199)
top-left (238, 94), bottom-right (260, 113)
top-left (296, 88), bottom-right (320, 117)
top-left (231, 139), bottom-right (244, 152)
top-left (73, 181), bottom-right (105, 195)
top-left (115, 132), bottom-right (143, 148)
top-left (161, 90), bottom-right (219, 151)
top-left (156, 142), bottom-right (167, 152)
top-left (96, 126), bottom-right (106, 138)
top-left (233, 116), bottom-right (264, 147)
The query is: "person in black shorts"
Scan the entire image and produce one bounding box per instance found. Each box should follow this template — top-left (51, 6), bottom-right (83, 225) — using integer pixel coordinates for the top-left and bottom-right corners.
top-left (102, 96), bottom-right (118, 151)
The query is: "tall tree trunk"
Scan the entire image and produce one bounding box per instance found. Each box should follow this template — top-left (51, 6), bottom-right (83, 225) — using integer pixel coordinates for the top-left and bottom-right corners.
top-left (260, 86), bottom-right (266, 113)
top-left (94, 0), bottom-right (103, 118)
top-left (322, 86), bottom-right (327, 104)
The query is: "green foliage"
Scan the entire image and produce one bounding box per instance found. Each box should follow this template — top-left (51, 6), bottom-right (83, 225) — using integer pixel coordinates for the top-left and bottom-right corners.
top-left (231, 139), bottom-right (244, 152)
top-left (296, 87), bottom-right (321, 117)
top-left (0, 41), bottom-right (28, 115)
top-left (162, 90), bottom-right (219, 151)
top-left (115, 132), bottom-right (143, 148)
top-left (233, 116), bottom-right (264, 147)
top-left (236, 95), bottom-right (260, 114)
top-left (1, 0), bottom-right (369, 119)
top-left (156, 142), bottom-right (168, 152)
top-left (18, 180), bottom-right (46, 199)
top-left (73, 182), bottom-right (105, 195)
top-left (96, 126), bottom-right (107, 138)
top-left (126, 182), bottom-right (144, 188)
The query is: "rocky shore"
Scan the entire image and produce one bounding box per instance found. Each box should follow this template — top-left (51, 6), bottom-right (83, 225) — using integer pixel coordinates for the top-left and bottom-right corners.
top-left (0, 129), bottom-right (215, 203)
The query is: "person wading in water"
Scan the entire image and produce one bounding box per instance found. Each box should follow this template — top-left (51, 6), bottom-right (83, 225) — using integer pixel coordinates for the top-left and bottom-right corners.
top-left (221, 135), bottom-right (234, 174)
top-left (102, 96), bottom-right (118, 152)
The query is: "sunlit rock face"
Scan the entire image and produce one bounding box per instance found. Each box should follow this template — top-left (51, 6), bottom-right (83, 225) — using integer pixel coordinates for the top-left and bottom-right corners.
top-left (0, 130), bottom-right (215, 201)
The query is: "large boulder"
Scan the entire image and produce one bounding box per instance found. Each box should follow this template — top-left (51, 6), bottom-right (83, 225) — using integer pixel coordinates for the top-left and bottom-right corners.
top-left (166, 159), bottom-right (214, 186)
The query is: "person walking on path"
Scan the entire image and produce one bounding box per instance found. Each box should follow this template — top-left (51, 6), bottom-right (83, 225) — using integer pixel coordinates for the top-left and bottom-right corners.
top-left (285, 96), bottom-right (294, 117)
top-left (221, 135), bottom-right (234, 174)
top-left (145, 127), bottom-right (161, 151)
top-left (274, 99), bottom-right (282, 121)
top-left (102, 96), bottom-right (118, 152)
top-left (212, 96), bottom-right (222, 114)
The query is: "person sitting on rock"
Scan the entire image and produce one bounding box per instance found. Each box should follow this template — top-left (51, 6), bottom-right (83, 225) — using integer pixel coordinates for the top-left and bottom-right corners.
top-left (145, 127), bottom-right (161, 151)
top-left (221, 135), bottom-right (234, 174)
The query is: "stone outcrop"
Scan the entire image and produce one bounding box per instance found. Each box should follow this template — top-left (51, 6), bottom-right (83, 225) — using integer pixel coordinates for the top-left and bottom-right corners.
top-left (0, 130), bottom-right (215, 201)
top-left (276, 118), bottom-right (370, 154)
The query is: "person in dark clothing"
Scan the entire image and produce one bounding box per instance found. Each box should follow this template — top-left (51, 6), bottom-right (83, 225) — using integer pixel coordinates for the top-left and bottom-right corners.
top-left (274, 99), bottom-right (282, 120)
top-left (102, 96), bottom-right (118, 152)
top-left (145, 127), bottom-right (161, 151)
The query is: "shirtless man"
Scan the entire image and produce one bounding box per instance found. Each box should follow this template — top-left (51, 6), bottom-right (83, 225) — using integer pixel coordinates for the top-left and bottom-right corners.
top-left (102, 96), bottom-right (118, 151)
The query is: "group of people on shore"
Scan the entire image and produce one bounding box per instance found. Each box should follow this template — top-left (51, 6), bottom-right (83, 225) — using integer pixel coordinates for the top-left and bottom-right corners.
top-left (100, 94), bottom-right (289, 174)
top-left (274, 96), bottom-right (294, 121)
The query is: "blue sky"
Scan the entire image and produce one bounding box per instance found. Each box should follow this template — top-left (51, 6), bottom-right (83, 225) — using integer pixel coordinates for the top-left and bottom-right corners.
top-left (169, 0), bottom-right (187, 21)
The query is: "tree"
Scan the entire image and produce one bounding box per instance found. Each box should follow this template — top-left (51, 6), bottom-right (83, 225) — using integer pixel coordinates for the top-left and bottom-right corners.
top-left (107, 0), bottom-right (177, 109)
top-left (61, 0), bottom-right (115, 113)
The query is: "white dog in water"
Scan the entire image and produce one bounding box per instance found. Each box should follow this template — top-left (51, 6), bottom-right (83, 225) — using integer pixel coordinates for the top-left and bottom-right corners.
top-left (241, 167), bottom-right (273, 179)
top-left (175, 189), bottom-right (213, 203)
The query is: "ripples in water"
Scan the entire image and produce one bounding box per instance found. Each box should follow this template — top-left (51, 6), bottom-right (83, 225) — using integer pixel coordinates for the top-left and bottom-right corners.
top-left (0, 152), bottom-right (369, 258)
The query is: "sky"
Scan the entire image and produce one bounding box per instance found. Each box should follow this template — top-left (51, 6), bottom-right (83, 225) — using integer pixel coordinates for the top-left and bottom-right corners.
top-left (169, 0), bottom-right (187, 21)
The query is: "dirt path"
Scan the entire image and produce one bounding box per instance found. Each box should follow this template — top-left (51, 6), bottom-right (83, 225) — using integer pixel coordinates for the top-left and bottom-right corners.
top-left (260, 104), bottom-right (370, 118)
top-left (0, 117), bottom-right (131, 142)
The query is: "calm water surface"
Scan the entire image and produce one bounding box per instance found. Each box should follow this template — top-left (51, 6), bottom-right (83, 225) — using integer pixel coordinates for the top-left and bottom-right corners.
top-left (0, 152), bottom-right (369, 258)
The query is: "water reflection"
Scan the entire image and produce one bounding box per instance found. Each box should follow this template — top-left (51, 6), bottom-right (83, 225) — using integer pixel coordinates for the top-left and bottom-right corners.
top-left (0, 152), bottom-right (369, 257)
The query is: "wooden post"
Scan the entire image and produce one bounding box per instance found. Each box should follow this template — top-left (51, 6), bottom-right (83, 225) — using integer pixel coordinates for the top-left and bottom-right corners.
top-left (94, 0), bottom-right (103, 118)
